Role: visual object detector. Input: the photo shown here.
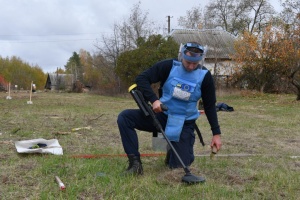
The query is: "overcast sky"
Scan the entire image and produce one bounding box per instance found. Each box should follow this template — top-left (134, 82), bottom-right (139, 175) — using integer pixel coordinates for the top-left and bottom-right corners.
top-left (0, 0), bottom-right (282, 73)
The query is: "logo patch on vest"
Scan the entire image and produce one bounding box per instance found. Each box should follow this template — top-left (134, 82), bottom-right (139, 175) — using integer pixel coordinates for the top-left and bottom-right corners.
top-left (173, 86), bottom-right (191, 101)
top-left (171, 78), bottom-right (196, 101)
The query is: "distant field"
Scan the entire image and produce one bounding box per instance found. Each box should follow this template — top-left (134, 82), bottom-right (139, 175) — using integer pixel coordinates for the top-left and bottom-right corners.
top-left (0, 91), bottom-right (299, 199)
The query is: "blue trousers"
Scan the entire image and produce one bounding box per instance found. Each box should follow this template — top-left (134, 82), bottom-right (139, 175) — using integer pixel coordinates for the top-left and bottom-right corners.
top-left (117, 109), bottom-right (196, 168)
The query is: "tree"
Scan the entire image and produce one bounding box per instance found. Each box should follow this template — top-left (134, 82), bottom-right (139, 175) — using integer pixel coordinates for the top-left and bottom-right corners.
top-left (204, 0), bottom-right (276, 35)
top-left (115, 35), bottom-right (178, 85)
top-left (95, 2), bottom-right (155, 64)
top-left (65, 52), bottom-right (83, 82)
top-left (232, 23), bottom-right (300, 97)
top-left (205, 0), bottom-right (240, 32)
top-left (94, 1), bottom-right (156, 93)
top-left (233, 30), bottom-right (273, 92)
top-left (178, 6), bottom-right (203, 29)
top-left (55, 68), bottom-right (65, 74)
top-left (90, 54), bottom-right (119, 94)
top-left (79, 49), bottom-right (94, 87)
top-left (124, 1), bottom-right (155, 48)
top-left (279, 0), bottom-right (300, 100)
top-left (0, 56), bottom-right (46, 90)
top-left (244, 0), bottom-right (276, 34)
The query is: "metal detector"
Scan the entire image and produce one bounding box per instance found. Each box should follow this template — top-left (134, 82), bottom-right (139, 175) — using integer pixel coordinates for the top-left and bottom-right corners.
top-left (128, 84), bottom-right (205, 184)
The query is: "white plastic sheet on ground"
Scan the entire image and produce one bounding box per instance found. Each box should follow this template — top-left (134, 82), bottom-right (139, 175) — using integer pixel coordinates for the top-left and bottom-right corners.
top-left (15, 138), bottom-right (63, 155)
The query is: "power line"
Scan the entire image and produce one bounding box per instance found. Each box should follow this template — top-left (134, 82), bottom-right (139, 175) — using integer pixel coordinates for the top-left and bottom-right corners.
top-left (0, 38), bottom-right (97, 43)
top-left (0, 32), bottom-right (109, 37)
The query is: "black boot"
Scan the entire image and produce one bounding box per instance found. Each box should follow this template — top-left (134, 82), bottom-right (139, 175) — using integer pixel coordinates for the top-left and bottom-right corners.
top-left (124, 154), bottom-right (143, 176)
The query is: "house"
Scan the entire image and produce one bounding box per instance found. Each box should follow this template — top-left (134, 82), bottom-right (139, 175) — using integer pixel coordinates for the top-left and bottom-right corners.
top-left (44, 73), bottom-right (74, 91)
top-left (169, 29), bottom-right (237, 77)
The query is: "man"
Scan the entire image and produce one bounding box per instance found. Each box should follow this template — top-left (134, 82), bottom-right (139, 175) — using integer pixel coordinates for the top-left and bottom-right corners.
top-left (117, 42), bottom-right (222, 175)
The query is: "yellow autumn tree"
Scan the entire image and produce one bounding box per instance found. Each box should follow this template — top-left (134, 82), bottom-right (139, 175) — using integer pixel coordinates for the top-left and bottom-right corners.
top-left (0, 56), bottom-right (46, 90)
top-left (232, 23), bottom-right (299, 98)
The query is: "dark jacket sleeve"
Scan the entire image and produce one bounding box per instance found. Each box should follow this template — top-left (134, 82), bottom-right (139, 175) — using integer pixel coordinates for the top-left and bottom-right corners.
top-left (135, 59), bottom-right (173, 103)
top-left (201, 70), bottom-right (221, 135)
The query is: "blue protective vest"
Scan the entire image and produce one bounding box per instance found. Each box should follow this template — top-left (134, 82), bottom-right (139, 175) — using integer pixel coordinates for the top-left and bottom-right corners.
top-left (160, 60), bottom-right (208, 141)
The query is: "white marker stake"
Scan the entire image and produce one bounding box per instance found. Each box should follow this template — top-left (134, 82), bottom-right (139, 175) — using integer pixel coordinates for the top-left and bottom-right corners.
top-left (6, 82), bottom-right (12, 100)
top-left (55, 176), bottom-right (66, 190)
top-left (27, 81), bottom-right (33, 104)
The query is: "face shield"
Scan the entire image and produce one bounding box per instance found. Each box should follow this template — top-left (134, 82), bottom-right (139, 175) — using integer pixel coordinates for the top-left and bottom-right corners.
top-left (180, 43), bottom-right (204, 63)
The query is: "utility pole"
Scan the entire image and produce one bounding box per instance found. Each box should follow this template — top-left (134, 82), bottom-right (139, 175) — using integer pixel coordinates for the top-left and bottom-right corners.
top-left (167, 15), bottom-right (173, 34)
top-left (212, 32), bottom-right (220, 89)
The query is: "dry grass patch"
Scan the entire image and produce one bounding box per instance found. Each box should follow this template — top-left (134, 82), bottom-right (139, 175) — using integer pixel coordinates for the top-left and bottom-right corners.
top-left (0, 91), bottom-right (299, 199)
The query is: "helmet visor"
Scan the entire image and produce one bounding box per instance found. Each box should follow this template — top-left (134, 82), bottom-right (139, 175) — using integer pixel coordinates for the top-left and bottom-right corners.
top-left (181, 43), bottom-right (204, 62)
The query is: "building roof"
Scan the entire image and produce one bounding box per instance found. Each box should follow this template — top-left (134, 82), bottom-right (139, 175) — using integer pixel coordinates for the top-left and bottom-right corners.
top-left (44, 73), bottom-right (74, 89)
top-left (169, 29), bottom-right (236, 60)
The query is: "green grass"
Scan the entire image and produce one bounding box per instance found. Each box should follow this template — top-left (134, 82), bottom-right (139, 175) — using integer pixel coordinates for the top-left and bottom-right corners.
top-left (0, 91), bottom-right (299, 199)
